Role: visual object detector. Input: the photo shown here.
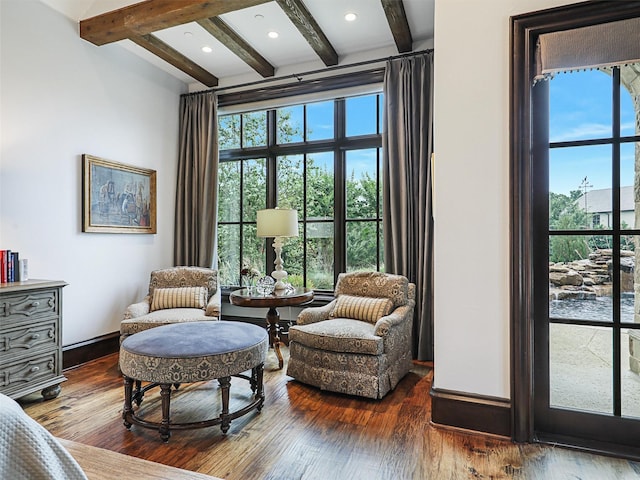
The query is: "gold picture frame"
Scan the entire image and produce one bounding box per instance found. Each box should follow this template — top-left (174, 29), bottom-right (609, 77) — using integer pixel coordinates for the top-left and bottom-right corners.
top-left (82, 154), bottom-right (157, 234)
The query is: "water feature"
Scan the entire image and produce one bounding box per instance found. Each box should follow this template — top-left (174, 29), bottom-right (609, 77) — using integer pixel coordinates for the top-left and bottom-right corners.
top-left (550, 294), bottom-right (635, 323)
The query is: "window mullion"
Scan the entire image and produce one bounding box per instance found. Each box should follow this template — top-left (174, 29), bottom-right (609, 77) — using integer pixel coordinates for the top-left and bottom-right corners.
top-left (266, 110), bottom-right (278, 209)
top-left (239, 159), bottom-right (245, 282)
top-left (612, 66), bottom-right (622, 417)
top-left (334, 99), bottom-right (346, 280)
top-left (266, 109), bottom-right (277, 273)
top-left (302, 153), bottom-right (308, 286)
top-left (376, 145), bottom-right (382, 270)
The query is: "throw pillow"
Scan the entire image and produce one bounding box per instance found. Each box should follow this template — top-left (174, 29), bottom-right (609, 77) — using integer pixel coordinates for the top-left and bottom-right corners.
top-left (331, 294), bottom-right (394, 323)
top-left (150, 286), bottom-right (208, 312)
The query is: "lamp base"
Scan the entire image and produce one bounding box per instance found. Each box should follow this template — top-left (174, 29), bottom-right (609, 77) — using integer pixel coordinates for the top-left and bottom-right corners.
top-left (271, 236), bottom-right (289, 291)
top-left (271, 269), bottom-right (288, 290)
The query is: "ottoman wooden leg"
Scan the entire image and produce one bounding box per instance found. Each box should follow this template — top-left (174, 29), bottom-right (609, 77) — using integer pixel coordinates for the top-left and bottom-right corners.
top-left (123, 376), bottom-right (133, 429)
top-left (159, 383), bottom-right (172, 442)
top-left (134, 380), bottom-right (143, 406)
top-left (255, 363), bottom-right (265, 411)
top-left (219, 376), bottom-right (231, 433)
top-left (250, 368), bottom-right (258, 393)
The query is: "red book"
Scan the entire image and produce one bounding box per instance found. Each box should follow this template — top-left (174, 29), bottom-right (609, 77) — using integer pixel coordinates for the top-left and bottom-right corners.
top-left (0, 250), bottom-right (6, 283)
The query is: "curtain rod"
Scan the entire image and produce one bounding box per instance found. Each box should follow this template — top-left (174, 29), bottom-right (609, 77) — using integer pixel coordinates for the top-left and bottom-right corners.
top-left (183, 48), bottom-right (433, 97)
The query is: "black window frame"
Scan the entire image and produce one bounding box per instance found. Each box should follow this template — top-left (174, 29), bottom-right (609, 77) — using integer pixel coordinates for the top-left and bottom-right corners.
top-left (217, 72), bottom-right (385, 294)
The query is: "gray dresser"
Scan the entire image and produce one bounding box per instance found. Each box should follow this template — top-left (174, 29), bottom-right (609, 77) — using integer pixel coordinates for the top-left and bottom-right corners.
top-left (0, 280), bottom-right (67, 400)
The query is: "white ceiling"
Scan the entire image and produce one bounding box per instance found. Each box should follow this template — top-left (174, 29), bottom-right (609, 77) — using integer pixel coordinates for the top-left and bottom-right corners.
top-left (40, 0), bottom-right (434, 89)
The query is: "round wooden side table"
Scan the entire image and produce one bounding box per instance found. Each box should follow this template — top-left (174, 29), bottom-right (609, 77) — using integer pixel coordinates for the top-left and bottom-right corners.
top-left (229, 287), bottom-right (314, 369)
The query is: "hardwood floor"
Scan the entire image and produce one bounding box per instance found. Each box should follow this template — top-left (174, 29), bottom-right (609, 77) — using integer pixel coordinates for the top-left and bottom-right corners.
top-left (20, 348), bottom-right (640, 479)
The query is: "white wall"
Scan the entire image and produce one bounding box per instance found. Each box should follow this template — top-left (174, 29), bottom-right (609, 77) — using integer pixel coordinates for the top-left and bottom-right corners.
top-left (0, 0), bottom-right (186, 345)
top-left (433, 0), bottom-right (572, 398)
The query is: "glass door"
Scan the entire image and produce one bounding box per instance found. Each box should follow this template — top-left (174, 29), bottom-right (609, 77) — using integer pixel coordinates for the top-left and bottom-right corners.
top-left (534, 64), bottom-right (640, 451)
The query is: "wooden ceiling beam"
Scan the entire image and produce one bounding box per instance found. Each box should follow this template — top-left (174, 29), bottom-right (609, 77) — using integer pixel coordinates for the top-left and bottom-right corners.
top-left (80, 0), bottom-right (271, 46)
top-left (380, 0), bottom-right (413, 53)
top-left (275, 0), bottom-right (338, 67)
top-left (197, 17), bottom-right (275, 78)
top-left (130, 34), bottom-right (219, 87)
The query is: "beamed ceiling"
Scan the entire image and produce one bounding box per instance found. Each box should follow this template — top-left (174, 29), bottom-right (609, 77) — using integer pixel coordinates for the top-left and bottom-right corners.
top-left (42, 0), bottom-right (434, 89)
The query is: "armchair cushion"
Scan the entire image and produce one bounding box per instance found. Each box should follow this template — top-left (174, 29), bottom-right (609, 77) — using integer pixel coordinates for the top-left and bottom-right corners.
top-left (120, 308), bottom-right (213, 338)
top-left (330, 294), bottom-right (393, 324)
top-left (288, 319), bottom-right (383, 355)
top-left (150, 287), bottom-right (207, 312)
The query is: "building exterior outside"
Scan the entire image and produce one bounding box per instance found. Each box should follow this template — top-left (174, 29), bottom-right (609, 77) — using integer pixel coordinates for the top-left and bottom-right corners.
top-left (575, 186), bottom-right (635, 228)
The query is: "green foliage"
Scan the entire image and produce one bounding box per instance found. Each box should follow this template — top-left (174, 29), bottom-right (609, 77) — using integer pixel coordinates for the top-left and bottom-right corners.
top-left (287, 274), bottom-right (316, 289)
top-left (242, 111), bottom-right (267, 147)
top-left (550, 235), bottom-right (590, 263)
top-left (549, 191), bottom-right (591, 262)
top-left (549, 191), bottom-right (587, 231)
top-left (218, 115), bottom-right (240, 150)
top-left (620, 221), bottom-right (636, 252)
top-left (307, 159), bottom-right (335, 219)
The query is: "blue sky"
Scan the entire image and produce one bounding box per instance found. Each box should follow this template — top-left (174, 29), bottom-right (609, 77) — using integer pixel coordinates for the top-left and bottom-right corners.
top-left (278, 93), bottom-right (381, 179)
top-left (549, 69), bottom-right (637, 195)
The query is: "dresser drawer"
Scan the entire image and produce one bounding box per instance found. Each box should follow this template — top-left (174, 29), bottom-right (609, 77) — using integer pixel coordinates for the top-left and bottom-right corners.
top-left (0, 319), bottom-right (57, 359)
top-left (0, 289), bottom-right (58, 323)
top-left (0, 350), bottom-right (59, 392)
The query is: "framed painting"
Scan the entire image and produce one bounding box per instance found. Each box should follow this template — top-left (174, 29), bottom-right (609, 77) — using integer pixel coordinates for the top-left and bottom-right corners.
top-left (82, 154), bottom-right (157, 234)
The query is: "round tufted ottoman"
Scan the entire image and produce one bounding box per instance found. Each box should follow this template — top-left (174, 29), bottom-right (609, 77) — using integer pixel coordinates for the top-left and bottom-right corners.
top-left (119, 321), bottom-right (268, 442)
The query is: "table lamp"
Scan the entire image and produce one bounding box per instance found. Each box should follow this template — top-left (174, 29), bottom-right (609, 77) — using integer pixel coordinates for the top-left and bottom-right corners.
top-left (256, 208), bottom-right (299, 290)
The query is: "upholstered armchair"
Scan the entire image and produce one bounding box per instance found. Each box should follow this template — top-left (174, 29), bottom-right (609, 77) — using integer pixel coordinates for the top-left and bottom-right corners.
top-left (287, 271), bottom-right (415, 399)
top-left (120, 267), bottom-right (221, 343)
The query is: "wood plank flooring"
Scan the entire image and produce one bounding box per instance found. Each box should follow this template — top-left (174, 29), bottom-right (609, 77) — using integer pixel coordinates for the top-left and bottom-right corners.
top-left (59, 438), bottom-right (223, 480)
top-left (20, 348), bottom-right (640, 479)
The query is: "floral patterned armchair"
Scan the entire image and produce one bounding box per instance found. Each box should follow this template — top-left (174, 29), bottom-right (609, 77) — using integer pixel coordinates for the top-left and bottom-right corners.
top-left (120, 267), bottom-right (221, 343)
top-left (286, 271), bottom-right (415, 399)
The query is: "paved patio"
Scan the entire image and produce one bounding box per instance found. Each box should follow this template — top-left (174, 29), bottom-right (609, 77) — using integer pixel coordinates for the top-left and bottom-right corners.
top-left (550, 325), bottom-right (640, 417)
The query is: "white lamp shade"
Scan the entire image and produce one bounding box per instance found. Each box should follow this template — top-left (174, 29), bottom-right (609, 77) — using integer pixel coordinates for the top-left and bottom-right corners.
top-left (256, 208), bottom-right (299, 238)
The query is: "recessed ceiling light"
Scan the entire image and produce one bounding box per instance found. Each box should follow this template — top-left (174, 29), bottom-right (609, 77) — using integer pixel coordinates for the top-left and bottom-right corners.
top-left (268, 31), bottom-right (279, 39)
top-left (255, 14), bottom-right (264, 20)
top-left (202, 46), bottom-right (213, 53)
top-left (184, 31), bottom-right (193, 37)
top-left (345, 12), bottom-right (357, 22)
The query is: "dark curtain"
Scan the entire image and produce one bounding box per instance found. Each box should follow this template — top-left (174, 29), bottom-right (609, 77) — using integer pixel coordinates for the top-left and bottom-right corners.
top-left (382, 52), bottom-right (434, 361)
top-left (174, 92), bottom-right (219, 268)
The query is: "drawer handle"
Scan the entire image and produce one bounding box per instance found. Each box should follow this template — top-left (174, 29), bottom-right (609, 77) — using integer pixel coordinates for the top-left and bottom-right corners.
top-left (29, 301), bottom-right (40, 309)
top-left (30, 366), bottom-right (40, 373)
top-left (31, 333), bottom-right (40, 340)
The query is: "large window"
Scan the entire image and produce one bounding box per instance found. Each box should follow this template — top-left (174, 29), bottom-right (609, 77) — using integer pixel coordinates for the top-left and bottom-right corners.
top-left (217, 93), bottom-right (384, 291)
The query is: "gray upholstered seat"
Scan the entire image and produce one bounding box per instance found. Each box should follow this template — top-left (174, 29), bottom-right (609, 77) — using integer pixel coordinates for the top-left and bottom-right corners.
top-left (120, 266), bottom-right (221, 343)
top-left (288, 319), bottom-right (383, 355)
top-left (120, 321), bottom-right (268, 383)
top-left (286, 271), bottom-right (416, 399)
